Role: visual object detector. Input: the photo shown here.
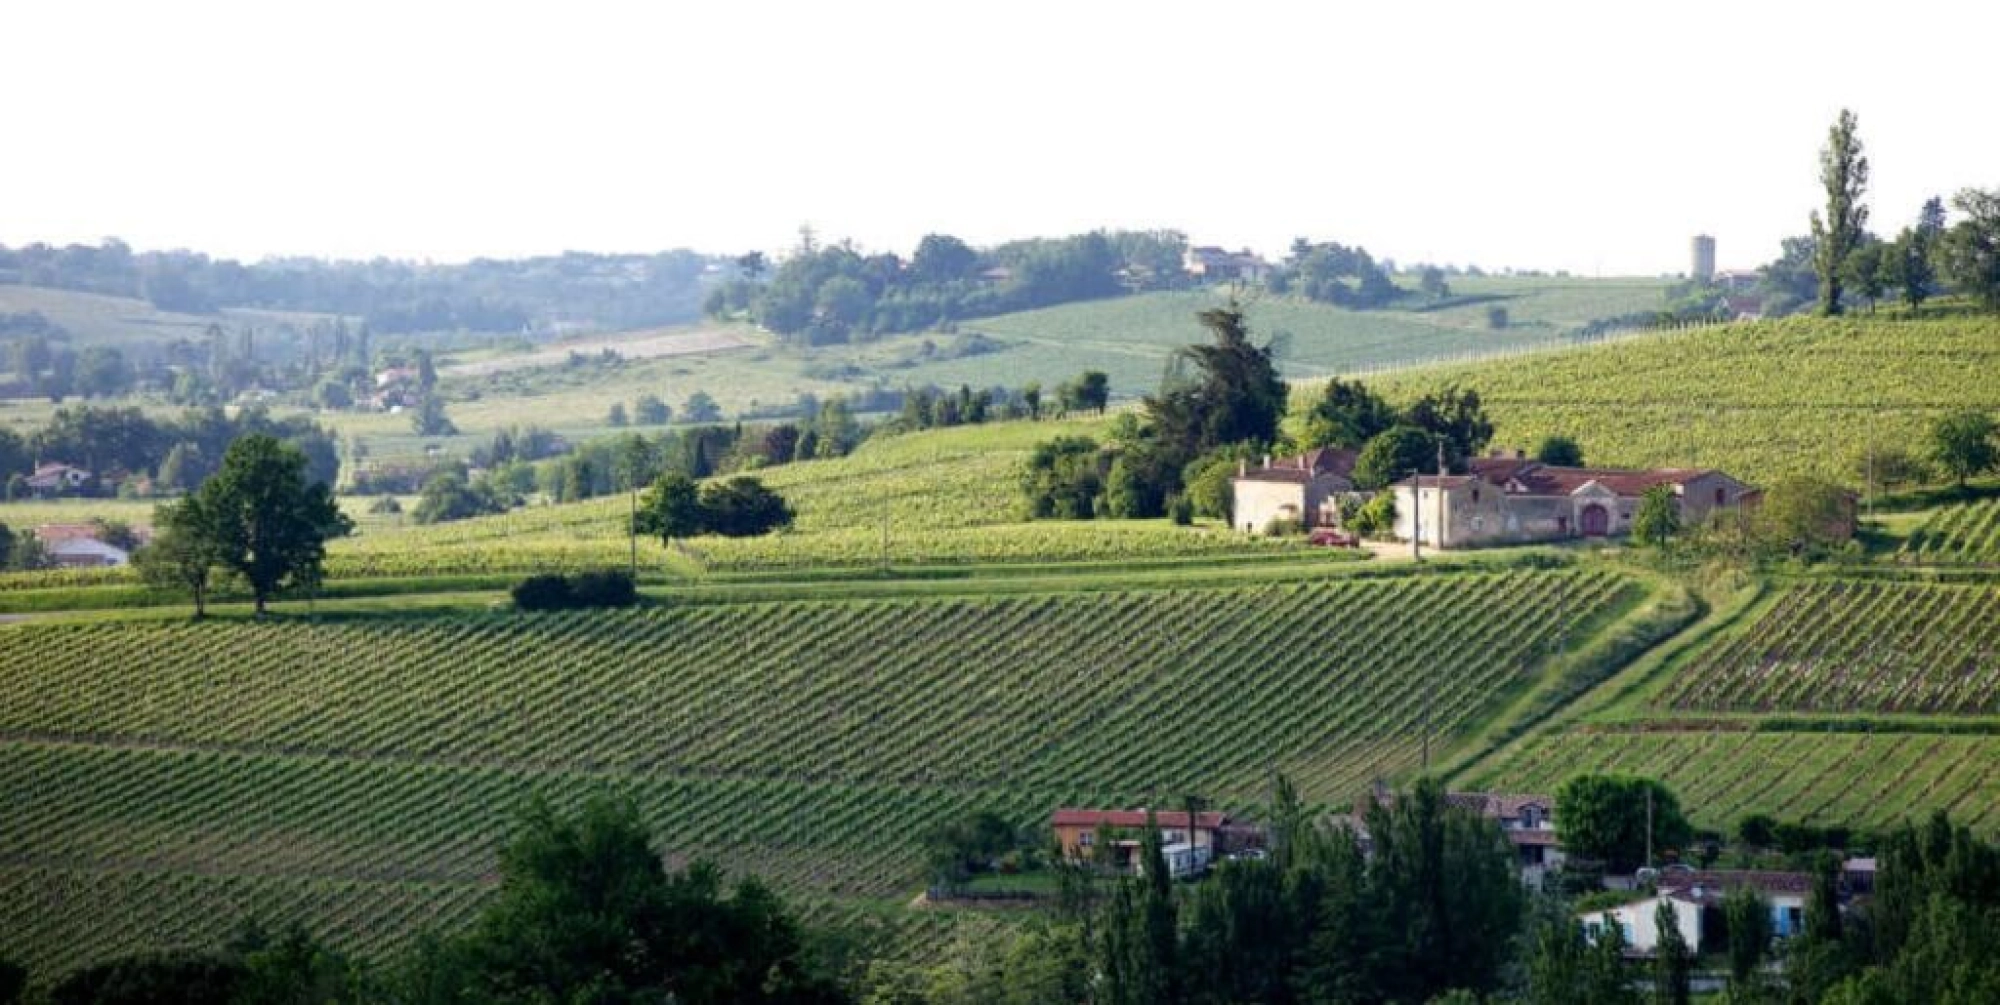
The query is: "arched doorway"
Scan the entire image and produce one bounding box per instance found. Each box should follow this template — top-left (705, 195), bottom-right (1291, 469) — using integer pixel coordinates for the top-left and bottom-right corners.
top-left (1580, 503), bottom-right (1611, 537)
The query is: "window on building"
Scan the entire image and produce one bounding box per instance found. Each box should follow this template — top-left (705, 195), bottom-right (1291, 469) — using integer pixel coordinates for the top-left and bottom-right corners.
top-left (1715, 487), bottom-right (1726, 506)
top-left (1079, 832), bottom-right (1093, 846)
top-left (1471, 516), bottom-right (1484, 531)
top-left (1472, 488), bottom-right (1481, 503)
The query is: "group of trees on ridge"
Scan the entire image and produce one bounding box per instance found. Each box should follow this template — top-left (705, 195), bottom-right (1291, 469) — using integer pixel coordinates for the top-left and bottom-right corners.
top-left (1748, 110), bottom-right (2000, 319)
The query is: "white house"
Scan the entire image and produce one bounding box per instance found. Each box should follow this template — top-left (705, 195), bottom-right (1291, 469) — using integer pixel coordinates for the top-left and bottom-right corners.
top-left (1581, 870), bottom-right (1814, 954)
top-left (1230, 448), bottom-right (1360, 534)
top-left (34, 524), bottom-right (133, 568)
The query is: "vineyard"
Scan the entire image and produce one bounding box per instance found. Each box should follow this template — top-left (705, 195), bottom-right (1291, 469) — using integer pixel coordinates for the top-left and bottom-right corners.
top-left (1898, 497), bottom-right (2000, 565)
top-left (1652, 580), bottom-right (2000, 715)
top-left (1360, 314), bottom-right (2000, 483)
top-left (1466, 729), bottom-right (2000, 836)
top-left (0, 567), bottom-right (1636, 976)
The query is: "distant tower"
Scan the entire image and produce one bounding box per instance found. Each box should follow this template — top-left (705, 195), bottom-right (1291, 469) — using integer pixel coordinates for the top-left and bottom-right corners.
top-left (1690, 235), bottom-right (1716, 282)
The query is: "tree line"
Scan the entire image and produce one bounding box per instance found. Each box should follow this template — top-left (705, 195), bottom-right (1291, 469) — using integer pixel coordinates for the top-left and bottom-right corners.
top-left (1751, 110), bottom-right (2000, 318)
top-left (0, 240), bottom-right (712, 335)
top-left (0, 404), bottom-right (338, 499)
top-left (706, 230), bottom-right (1189, 346)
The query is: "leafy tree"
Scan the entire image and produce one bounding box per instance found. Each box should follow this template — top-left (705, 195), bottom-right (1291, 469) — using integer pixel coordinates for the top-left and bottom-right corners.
top-left (922, 810), bottom-right (1018, 890)
top-left (1631, 484), bottom-right (1681, 547)
top-left (635, 472), bottom-right (704, 542)
top-left (1353, 425), bottom-right (1436, 490)
top-left (634, 394), bottom-right (671, 425)
top-left (606, 402), bottom-right (629, 427)
top-left (410, 395), bottom-right (456, 436)
top-left (1419, 266), bottom-right (1450, 300)
top-left (1057, 371), bottom-right (1110, 416)
top-left (1527, 902), bottom-right (1637, 1005)
top-left (1181, 444), bottom-right (1259, 521)
top-left (910, 234), bottom-right (979, 284)
top-left (1302, 377), bottom-right (1396, 450)
top-left (1937, 187), bottom-right (2000, 312)
top-left (411, 471), bottom-right (508, 525)
top-left (1403, 385), bottom-right (1493, 469)
top-left (191, 434), bottom-right (353, 616)
top-left (1751, 476), bottom-right (1855, 556)
top-left (1652, 899), bottom-right (1691, 1005)
top-left (1723, 883), bottom-right (1772, 990)
top-left (1810, 109), bottom-right (1870, 316)
top-left (0, 958), bottom-right (23, 1005)
top-left (1929, 410), bottom-right (1998, 487)
top-left (1143, 303), bottom-right (1287, 470)
top-left (1787, 854), bottom-right (1855, 1001)
top-left (683, 390), bottom-right (722, 424)
top-left (1536, 435), bottom-right (1584, 467)
top-left (1021, 436), bottom-right (1108, 519)
top-left (460, 796), bottom-right (843, 1004)
top-left (1097, 819), bottom-right (1177, 1005)
top-left (1363, 776), bottom-right (1525, 1002)
top-left (1486, 305), bottom-right (1509, 329)
top-left (697, 477), bottom-right (793, 536)
top-left (135, 498), bottom-right (224, 618)
top-left (313, 380), bottom-right (352, 410)
top-left (1842, 241), bottom-right (1886, 311)
top-left (49, 951), bottom-right (248, 1005)
top-left (415, 349), bottom-right (438, 391)
top-left (1553, 774), bottom-right (1692, 872)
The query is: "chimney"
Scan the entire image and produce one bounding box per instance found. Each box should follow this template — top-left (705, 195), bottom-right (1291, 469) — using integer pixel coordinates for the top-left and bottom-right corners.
top-left (1515, 448), bottom-right (1527, 461)
top-left (1298, 453), bottom-right (1308, 470)
top-left (1263, 454), bottom-right (1271, 469)
top-left (1237, 459), bottom-right (1247, 477)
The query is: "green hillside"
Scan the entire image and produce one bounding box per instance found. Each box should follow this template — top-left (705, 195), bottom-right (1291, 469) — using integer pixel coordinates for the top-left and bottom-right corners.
top-left (0, 566), bottom-right (1637, 978)
top-left (949, 278), bottom-right (1671, 398)
top-left (1362, 313), bottom-right (2000, 483)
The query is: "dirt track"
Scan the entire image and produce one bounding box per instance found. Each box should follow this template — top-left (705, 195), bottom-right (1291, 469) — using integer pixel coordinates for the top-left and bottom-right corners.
top-left (443, 328), bottom-right (756, 377)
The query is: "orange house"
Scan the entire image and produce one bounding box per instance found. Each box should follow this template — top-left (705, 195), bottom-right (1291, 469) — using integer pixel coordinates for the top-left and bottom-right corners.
top-left (1052, 808), bottom-right (1232, 874)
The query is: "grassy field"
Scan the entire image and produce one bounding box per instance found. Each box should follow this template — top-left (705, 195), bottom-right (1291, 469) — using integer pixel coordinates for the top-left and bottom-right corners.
top-left (955, 278), bottom-right (1673, 398)
top-left (0, 565), bottom-right (1638, 978)
top-left (1360, 313), bottom-right (2000, 484)
top-left (0, 285), bottom-right (337, 348)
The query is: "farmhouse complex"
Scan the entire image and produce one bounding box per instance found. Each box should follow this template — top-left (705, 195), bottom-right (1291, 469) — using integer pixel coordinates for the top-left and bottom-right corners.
top-left (1391, 454), bottom-right (1755, 548)
top-left (1230, 448), bottom-right (1755, 548)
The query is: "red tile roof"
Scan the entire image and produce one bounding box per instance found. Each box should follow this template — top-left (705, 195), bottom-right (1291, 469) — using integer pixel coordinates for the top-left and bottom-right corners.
top-left (1404, 461), bottom-right (1725, 499)
top-left (1052, 808), bottom-right (1230, 830)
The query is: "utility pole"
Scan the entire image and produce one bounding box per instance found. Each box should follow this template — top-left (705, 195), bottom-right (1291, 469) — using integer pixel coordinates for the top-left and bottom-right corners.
top-left (881, 492), bottom-right (890, 574)
top-left (1411, 472), bottom-right (1423, 563)
top-left (1435, 440), bottom-right (1449, 551)
top-left (1645, 785), bottom-right (1655, 871)
top-left (629, 482), bottom-right (639, 580)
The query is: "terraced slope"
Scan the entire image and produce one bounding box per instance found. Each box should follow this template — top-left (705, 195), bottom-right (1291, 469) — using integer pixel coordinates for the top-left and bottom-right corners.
top-left (0, 567), bottom-right (1634, 977)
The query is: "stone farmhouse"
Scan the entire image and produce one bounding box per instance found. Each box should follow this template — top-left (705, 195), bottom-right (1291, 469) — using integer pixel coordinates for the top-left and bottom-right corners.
top-left (1229, 448), bottom-right (1360, 533)
top-left (1391, 451), bottom-right (1755, 549)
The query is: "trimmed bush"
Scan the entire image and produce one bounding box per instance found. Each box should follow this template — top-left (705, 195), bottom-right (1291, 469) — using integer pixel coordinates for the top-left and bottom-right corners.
top-left (511, 570), bottom-right (638, 612)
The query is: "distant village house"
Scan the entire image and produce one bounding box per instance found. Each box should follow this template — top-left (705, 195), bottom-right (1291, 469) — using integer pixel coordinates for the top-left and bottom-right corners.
top-left (34, 524), bottom-right (136, 568)
top-left (1581, 870), bottom-right (1814, 955)
top-left (1052, 807), bottom-right (1255, 879)
top-left (1183, 246), bottom-right (1272, 284)
top-left (24, 462), bottom-right (93, 499)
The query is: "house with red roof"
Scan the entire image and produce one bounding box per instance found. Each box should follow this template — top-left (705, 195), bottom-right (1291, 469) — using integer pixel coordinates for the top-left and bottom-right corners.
top-left (1391, 450), bottom-right (1754, 548)
top-left (1052, 807), bottom-right (1246, 878)
top-left (1229, 448), bottom-right (1362, 534)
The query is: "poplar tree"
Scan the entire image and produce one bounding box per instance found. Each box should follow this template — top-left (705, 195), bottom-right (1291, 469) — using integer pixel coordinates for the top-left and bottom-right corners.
top-left (1810, 109), bottom-right (1870, 316)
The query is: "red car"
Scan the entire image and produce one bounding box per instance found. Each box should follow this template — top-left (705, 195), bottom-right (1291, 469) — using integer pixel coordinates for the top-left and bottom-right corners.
top-left (1308, 528), bottom-right (1360, 548)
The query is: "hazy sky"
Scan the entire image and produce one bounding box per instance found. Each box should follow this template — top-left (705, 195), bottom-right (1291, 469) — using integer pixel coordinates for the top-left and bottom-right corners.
top-left (4, 0), bottom-right (1994, 275)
